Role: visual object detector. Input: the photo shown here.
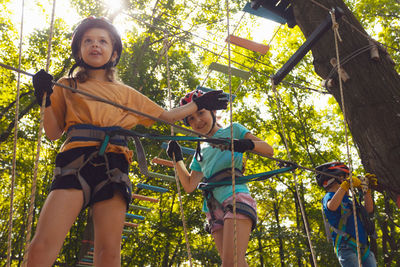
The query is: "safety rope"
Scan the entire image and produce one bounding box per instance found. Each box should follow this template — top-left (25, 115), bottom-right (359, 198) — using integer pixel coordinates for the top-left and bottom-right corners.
top-left (224, 2), bottom-right (238, 267)
top-left (330, 10), bottom-right (362, 266)
top-left (7, 1), bottom-right (25, 266)
top-left (22, 1), bottom-right (56, 266)
top-left (164, 33), bottom-right (193, 266)
top-left (271, 80), bottom-right (318, 266)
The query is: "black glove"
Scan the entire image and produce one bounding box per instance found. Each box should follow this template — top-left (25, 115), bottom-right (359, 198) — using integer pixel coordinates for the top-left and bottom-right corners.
top-left (233, 139), bottom-right (255, 153)
top-left (167, 140), bottom-right (183, 162)
top-left (33, 69), bottom-right (53, 107)
top-left (193, 90), bottom-right (228, 111)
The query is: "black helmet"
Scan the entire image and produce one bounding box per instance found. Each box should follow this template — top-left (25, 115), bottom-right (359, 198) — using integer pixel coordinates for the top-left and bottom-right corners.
top-left (315, 162), bottom-right (349, 188)
top-left (179, 89), bottom-right (205, 126)
top-left (71, 16), bottom-right (123, 68)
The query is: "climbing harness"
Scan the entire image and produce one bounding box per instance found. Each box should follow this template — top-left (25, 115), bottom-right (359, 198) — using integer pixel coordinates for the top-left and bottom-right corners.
top-left (322, 199), bottom-right (372, 262)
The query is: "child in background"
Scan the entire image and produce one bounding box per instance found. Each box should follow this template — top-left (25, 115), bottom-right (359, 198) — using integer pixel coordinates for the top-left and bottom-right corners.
top-left (316, 162), bottom-right (376, 267)
top-left (28, 17), bottom-right (227, 267)
top-left (166, 89), bottom-right (274, 267)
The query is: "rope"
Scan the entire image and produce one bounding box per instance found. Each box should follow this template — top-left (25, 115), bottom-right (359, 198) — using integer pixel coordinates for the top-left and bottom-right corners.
top-left (22, 1), bottom-right (56, 266)
top-left (225, 2), bottom-right (238, 267)
top-left (164, 33), bottom-right (193, 266)
top-left (330, 10), bottom-right (362, 266)
top-left (271, 80), bottom-right (318, 266)
top-left (7, 1), bottom-right (25, 266)
top-left (124, 12), bottom-right (326, 94)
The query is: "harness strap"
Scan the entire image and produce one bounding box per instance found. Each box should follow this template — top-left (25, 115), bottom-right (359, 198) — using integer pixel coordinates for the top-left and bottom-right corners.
top-left (323, 201), bottom-right (371, 262)
top-left (206, 168), bottom-right (243, 183)
top-left (224, 201), bottom-right (257, 230)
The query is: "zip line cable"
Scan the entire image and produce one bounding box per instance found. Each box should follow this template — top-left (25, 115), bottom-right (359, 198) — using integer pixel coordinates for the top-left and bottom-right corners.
top-left (7, 1), bottom-right (25, 266)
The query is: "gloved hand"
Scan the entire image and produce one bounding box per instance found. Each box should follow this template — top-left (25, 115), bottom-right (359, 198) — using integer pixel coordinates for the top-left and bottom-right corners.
top-left (340, 176), bottom-right (362, 191)
top-left (365, 173), bottom-right (378, 186)
top-left (166, 140), bottom-right (183, 162)
top-left (33, 69), bottom-right (53, 107)
top-left (193, 90), bottom-right (228, 111)
top-left (233, 139), bottom-right (255, 153)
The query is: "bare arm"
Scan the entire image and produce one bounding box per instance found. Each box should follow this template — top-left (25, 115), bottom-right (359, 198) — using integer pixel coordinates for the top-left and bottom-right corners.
top-left (245, 132), bottom-right (274, 157)
top-left (174, 161), bottom-right (204, 193)
top-left (159, 102), bottom-right (198, 123)
top-left (43, 106), bottom-right (63, 140)
top-left (327, 185), bottom-right (347, 211)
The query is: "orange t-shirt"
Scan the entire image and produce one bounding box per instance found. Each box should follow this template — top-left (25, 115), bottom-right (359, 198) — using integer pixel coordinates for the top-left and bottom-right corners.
top-left (51, 78), bottom-right (165, 162)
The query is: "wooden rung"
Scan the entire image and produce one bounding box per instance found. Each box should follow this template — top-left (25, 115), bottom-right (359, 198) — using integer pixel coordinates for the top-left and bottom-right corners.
top-left (126, 213), bottom-right (145, 220)
top-left (148, 171), bottom-right (176, 183)
top-left (137, 183), bottom-right (169, 193)
top-left (161, 142), bottom-right (195, 156)
top-left (84, 255), bottom-right (93, 259)
top-left (87, 251), bottom-right (94, 256)
top-left (81, 258), bottom-right (93, 263)
top-left (152, 157), bottom-right (174, 168)
top-left (122, 235), bottom-right (128, 240)
top-left (77, 263), bottom-right (93, 266)
top-left (131, 193), bottom-right (159, 203)
top-left (124, 222), bottom-right (139, 228)
top-left (129, 204), bottom-right (152, 212)
top-left (81, 240), bottom-right (94, 245)
top-left (208, 62), bottom-right (251, 80)
top-left (123, 229), bottom-right (133, 233)
top-left (196, 86), bottom-right (236, 101)
top-left (226, 35), bottom-right (270, 55)
top-left (243, 2), bottom-right (286, 24)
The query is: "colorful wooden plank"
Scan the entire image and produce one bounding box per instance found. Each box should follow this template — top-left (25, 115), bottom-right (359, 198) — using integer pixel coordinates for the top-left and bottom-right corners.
top-left (81, 258), bottom-right (93, 263)
top-left (243, 2), bottom-right (285, 24)
top-left (129, 204), bottom-right (152, 212)
top-left (125, 213), bottom-right (145, 220)
top-left (152, 157), bottom-right (175, 168)
top-left (148, 171), bottom-right (176, 183)
top-left (161, 142), bottom-right (195, 156)
top-left (226, 35), bottom-right (270, 55)
top-left (131, 193), bottom-right (159, 203)
top-left (196, 86), bottom-right (236, 101)
top-left (124, 222), bottom-right (139, 228)
top-left (208, 62), bottom-right (251, 80)
top-left (77, 262), bottom-right (93, 266)
top-left (137, 183), bottom-right (169, 193)
top-left (123, 229), bottom-right (133, 234)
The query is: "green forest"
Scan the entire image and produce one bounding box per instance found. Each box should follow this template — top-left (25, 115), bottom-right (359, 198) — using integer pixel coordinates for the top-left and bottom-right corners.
top-left (1, 0), bottom-right (399, 266)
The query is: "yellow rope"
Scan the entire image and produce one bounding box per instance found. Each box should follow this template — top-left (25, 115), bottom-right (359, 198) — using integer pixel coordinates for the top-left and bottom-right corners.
top-left (7, 1), bottom-right (25, 266)
top-left (22, 1), bottom-right (56, 266)
top-left (270, 80), bottom-right (318, 266)
top-left (330, 10), bottom-right (362, 266)
top-left (164, 33), bottom-right (193, 266)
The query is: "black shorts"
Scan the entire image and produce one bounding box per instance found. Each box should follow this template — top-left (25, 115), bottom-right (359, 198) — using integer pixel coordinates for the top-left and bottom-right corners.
top-left (51, 147), bottom-right (132, 209)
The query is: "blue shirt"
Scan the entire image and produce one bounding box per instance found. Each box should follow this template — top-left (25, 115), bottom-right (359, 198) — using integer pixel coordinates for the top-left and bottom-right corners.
top-left (190, 123), bottom-right (250, 212)
top-left (323, 192), bottom-right (367, 245)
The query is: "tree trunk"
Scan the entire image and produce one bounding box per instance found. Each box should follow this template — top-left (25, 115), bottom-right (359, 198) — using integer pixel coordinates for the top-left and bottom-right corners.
top-left (291, 0), bottom-right (400, 202)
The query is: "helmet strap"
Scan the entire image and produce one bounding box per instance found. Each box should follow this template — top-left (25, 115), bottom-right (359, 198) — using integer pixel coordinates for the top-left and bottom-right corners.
top-left (205, 111), bottom-right (216, 136)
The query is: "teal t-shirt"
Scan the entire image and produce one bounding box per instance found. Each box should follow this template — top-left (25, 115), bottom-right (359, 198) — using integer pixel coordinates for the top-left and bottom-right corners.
top-left (190, 122), bottom-right (251, 212)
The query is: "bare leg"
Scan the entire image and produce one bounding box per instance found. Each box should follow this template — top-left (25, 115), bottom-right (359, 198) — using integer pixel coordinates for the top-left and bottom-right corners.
top-left (27, 189), bottom-right (83, 267)
top-left (221, 218), bottom-right (252, 267)
top-left (92, 191), bottom-right (126, 267)
top-left (212, 228), bottom-right (224, 257)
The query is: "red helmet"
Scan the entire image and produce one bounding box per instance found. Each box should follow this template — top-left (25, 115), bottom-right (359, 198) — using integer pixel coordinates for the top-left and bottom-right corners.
top-left (71, 16), bottom-right (123, 67)
top-left (180, 89), bottom-right (205, 126)
top-left (315, 162), bottom-right (349, 188)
